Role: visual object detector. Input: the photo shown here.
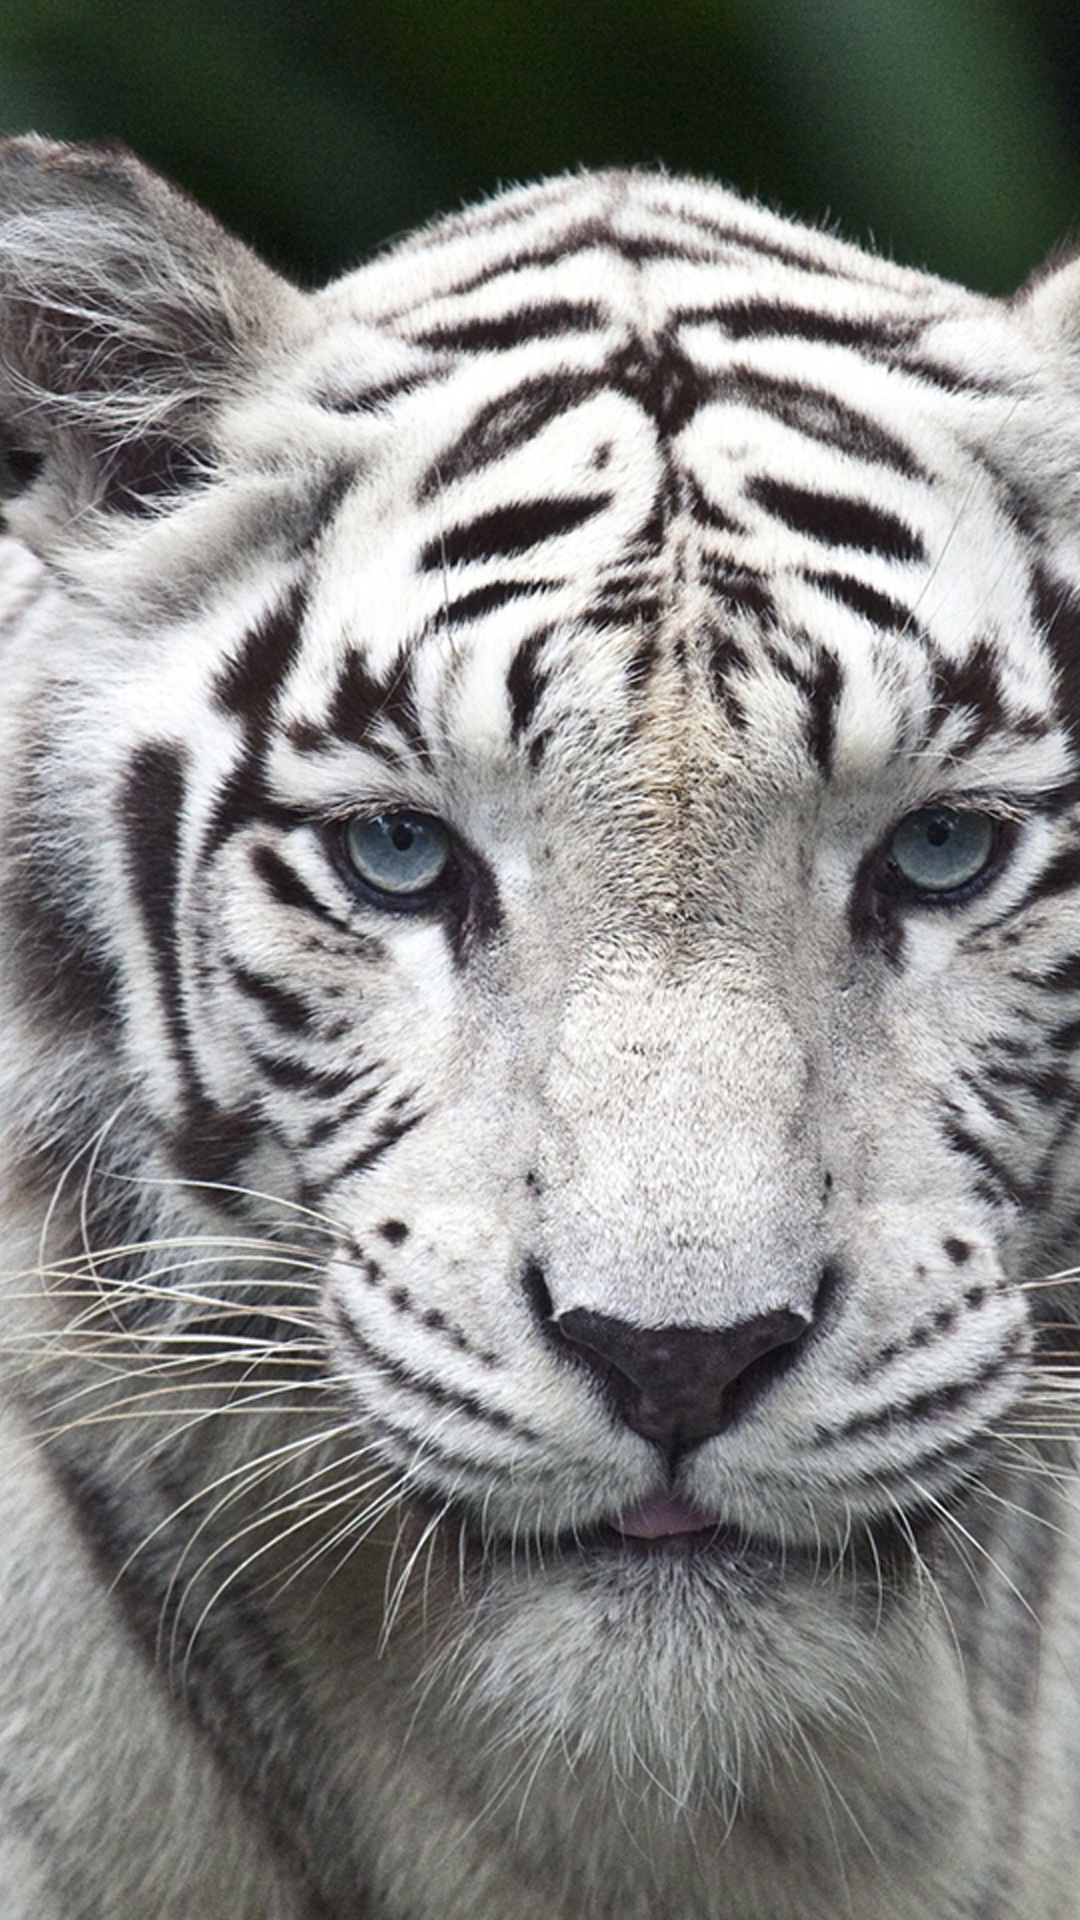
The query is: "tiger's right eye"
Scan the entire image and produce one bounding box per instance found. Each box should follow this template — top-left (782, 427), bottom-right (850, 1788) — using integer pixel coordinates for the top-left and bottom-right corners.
top-left (341, 811), bottom-right (452, 902)
top-left (885, 807), bottom-right (999, 898)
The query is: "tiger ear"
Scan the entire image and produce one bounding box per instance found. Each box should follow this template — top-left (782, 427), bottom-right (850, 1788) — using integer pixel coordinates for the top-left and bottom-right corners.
top-left (0, 136), bottom-right (299, 542)
top-left (1012, 241), bottom-right (1080, 365)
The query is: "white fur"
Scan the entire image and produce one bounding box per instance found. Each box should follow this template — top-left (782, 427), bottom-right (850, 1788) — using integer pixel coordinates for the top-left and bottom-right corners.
top-left (3, 143), bottom-right (1080, 1917)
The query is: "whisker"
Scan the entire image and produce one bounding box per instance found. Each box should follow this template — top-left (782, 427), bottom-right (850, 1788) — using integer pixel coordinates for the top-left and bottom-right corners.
top-left (167, 1449), bottom-right (395, 1665)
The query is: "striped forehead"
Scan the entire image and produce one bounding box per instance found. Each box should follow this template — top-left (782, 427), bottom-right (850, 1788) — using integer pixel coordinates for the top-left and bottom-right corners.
top-left (270, 300), bottom-right (1056, 784)
top-left (209, 175), bottom-right (1066, 795)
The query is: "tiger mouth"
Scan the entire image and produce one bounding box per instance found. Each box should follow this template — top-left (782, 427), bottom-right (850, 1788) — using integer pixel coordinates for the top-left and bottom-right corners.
top-left (513, 1492), bottom-right (783, 1569)
top-left (443, 1489), bottom-right (770, 1569)
top-left (608, 1491), bottom-right (725, 1541)
top-left (496, 1495), bottom-right (928, 1587)
top-left (431, 1480), bottom-right (929, 1582)
top-left (577, 1491), bottom-right (755, 1560)
top-left (584, 1519), bottom-right (759, 1562)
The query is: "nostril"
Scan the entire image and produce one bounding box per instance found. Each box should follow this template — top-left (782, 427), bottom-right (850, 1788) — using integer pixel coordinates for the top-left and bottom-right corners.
top-left (554, 1304), bottom-right (812, 1452)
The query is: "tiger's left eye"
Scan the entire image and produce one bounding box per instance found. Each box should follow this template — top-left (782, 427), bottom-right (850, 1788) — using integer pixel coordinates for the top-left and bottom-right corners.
top-left (342, 811), bottom-right (452, 899)
top-left (886, 807), bottom-right (998, 896)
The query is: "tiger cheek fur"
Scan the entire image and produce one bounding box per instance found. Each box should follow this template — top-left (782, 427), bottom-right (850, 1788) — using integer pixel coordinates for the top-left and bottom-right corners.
top-left (3, 135), bottom-right (1080, 1920)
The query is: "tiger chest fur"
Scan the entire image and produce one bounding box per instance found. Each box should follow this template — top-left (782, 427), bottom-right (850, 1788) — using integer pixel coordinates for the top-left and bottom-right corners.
top-left (2, 136), bottom-right (1080, 1918)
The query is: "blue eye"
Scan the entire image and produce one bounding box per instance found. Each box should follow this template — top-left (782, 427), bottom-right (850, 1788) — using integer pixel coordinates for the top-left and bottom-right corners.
top-left (887, 808), bottom-right (998, 896)
top-left (342, 811), bottom-right (452, 899)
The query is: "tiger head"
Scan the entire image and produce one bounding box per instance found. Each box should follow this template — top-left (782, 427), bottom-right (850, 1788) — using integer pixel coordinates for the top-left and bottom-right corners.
top-left (3, 138), bottom-right (1080, 1824)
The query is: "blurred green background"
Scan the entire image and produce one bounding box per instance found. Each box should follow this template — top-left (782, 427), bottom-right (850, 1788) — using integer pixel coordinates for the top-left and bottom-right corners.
top-left (1, 0), bottom-right (1078, 294)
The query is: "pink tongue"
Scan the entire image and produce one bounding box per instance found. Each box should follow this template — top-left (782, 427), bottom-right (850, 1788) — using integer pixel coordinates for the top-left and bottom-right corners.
top-left (613, 1494), bottom-right (716, 1540)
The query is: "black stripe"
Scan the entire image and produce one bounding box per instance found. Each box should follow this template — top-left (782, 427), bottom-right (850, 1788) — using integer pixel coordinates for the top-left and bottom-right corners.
top-left (685, 477), bottom-right (745, 536)
top-left (980, 1057), bottom-right (1072, 1105)
top-left (250, 844), bottom-right (329, 919)
top-left (319, 368), bottom-right (432, 414)
top-left (357, 1270), bottom-right (500, 1370)
top-left (977, 1033), bottom-right (1035, 1061)
top-left (171, 1101), bottom-right (261, 1193)
top-left (616, 234), bottom-right (740, 268)
top-left (362, 1408), bottom-right (534, 1485)
top-left (1007, 841), bottom-right (1080, 914)
top-left (318, 369), bottom-right (429, 415)
top-left (609, 337), bottom-right (707, 436)
top-left (249, 1049), bottom-right (357, 1098)
top-left (413, 300), bottom-right (605, 352)
top-left (1050, 1015), bottom-right (1080, 1053)
top-left (423, 224), bottom-right (715, 302)
top-left (804, 569), bottom-right (916, 632)
top-left (331, 1305), bottom-right (528, 1437)
top-left (318, 1111), bottom-right (423, 1192)
top-left (419, 493), bottom-right (608, 571)
top-left (506, 629), bottom-right (552, 741)
top-left (199, 760), bottom-right (304, 865)
top-left (200, 582), bottom-right (312, 866)
top-left (817, 1432), bottom-right (996, 1492)
top-left (703, 300), bottom-right (995, 393)
top-left (627, 635), bottom-right (661, 693)
top-left (702, 557), bottom-right (777, 624)
top-left (426, 209), bottom-right (847, 308)
top-left (1014, 954), bottom-right (1080, 993)
top-left (193, 771), bottom-right (248, 866)
top-left (750, 477), bottom-right (925, 563)
top-left (418, 229), bottom-right (610, 303)
top-left (1033, 565), bottom-right (1080, 761)
top-left (829, 1334), bottom-right (1024, 1443)
top-left (769, 644), bottom-right (844, 778)
top-left (707, 299), bottom-right (915, 351)
top-left (957, 1067), bottom-right (1018, 1129)
top-left (590, 569), bottom-right (660, 601)
top-left (582, 593), bottom-right (663, 632)
top-left (441, 577), bottom-right (555, 626)
top-left (420, 370), bottom-right (602, 496)
top-left (707, 634), bottom-right (753, 728)
top-left (69, 761), bottom-right (332, 1204)
top-left (940, 1112), bottom-right (1031, 1208)
top-left (325, 648), bottom-right (398, 750)
top-left (899, 353), bottom-right (1002, 396)
top-left (3, 741), bottom-right (122, 1036)
top-left (227, 959), bottom-right (311, 1034)
top-left (247, 844), bottom-right (386, 951)
top-left (861, 1290), bottom-right (1004, 1384)
top-left (804, 649), bottom-right (843, 779)
top-left (301, 1085), bottom-right (379, 1151)
top-left (213, 580), bottom-right (306, 725)
top-left (120, 742), bottom-right (189, 1072)
top-left (327, 648), bottom-right (431, 764)
top-left (286, 470), bottom-right (356, 558)
top-left (711, 367), bottom-right (925, 476)
top-left (652, 204), bottom-right (871, 277)
top-left (623, 222), bottom-right (843, 276)
top-left (1, 874), bottom-right (121, 1033)
top-left (925, 640), bottom-right (1007, 749)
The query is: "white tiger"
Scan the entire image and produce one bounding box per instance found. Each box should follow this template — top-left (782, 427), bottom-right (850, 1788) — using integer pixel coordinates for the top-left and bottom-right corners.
top-left (2, 134), bottom-right (1080, 1919)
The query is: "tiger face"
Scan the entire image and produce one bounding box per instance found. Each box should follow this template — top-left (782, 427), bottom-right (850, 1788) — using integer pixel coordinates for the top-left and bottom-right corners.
top-left (4, 139), bottom-right (1080, 1904)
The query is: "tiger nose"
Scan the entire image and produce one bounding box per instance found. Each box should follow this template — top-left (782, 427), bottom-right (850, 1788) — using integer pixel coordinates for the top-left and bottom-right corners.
top-left (555, 1306), bottom-right (811, 1454)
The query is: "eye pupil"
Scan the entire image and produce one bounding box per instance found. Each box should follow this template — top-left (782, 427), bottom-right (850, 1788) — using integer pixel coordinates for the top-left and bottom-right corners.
top-left (926, 818), bottom-right (950, 848)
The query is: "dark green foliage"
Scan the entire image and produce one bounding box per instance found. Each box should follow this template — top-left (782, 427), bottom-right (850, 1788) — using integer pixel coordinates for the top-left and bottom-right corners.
top-left (0, 0), bottom-right (1077, 291)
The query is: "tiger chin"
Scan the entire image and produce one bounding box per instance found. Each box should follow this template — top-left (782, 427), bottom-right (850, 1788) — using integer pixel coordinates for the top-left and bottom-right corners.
top-left (3, 134), bottom-right (1080, 1919)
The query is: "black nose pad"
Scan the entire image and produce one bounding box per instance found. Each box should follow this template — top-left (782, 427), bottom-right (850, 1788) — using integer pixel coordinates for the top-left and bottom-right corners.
top-left (555, 1305), bottom-right (811, 1453)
